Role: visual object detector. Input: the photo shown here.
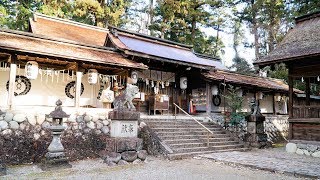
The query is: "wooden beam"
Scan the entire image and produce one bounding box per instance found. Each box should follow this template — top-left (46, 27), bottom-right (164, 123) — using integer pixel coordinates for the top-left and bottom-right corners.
top-left (7, 63), bottom-right (17, 110)
top-left (66, 62), bottom-right (78, 70)
top-left (75, 71), bottom-right (83, 108)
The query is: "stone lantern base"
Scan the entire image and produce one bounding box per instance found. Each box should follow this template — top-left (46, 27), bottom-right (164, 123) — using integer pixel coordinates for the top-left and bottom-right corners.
top-left (245, 114), bottom-right (268, 148)
top-left (39, 125), bottom-right (72, 171)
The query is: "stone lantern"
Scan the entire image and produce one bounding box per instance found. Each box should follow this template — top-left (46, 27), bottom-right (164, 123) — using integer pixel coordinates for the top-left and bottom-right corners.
top-left (40, 99), bottom-right (72, 170)
top-left (245, 98), bottom-right (268, 148)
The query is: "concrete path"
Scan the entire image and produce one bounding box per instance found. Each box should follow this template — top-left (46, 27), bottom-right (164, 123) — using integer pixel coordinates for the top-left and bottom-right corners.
top-left (200, 147), bottom-right (320, 179)
top-left (3, 156), bottom-right (301, 180)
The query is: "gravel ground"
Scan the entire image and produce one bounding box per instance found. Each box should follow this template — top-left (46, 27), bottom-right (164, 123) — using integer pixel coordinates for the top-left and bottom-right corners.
top-left (2, 156), bottom-right (304, 180)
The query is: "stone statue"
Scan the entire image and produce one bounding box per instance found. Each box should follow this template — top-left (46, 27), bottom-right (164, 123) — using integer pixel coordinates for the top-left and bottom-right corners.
top-left (113, 84), bottom-right (139, 110)
top-left (249, 98), bottom-right (262, 115)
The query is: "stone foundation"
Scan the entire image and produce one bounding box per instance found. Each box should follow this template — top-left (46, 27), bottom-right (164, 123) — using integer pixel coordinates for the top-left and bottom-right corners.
top-left (209, 113), bottom-right (289, 143)
top-left (0, 108), bottom-right (112, 165)
top-left (286, 142), bottom-right (320, 158)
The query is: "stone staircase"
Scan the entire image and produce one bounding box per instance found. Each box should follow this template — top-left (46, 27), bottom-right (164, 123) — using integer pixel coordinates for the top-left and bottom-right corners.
top-left (141, 117), bottom-right (248, 160)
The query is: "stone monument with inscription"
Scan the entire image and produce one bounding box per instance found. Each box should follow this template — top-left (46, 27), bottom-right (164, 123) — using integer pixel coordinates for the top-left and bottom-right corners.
top-left (245, 98), bottom-right (267, 148)
top-left (109, 84), bottom-right (140, 138)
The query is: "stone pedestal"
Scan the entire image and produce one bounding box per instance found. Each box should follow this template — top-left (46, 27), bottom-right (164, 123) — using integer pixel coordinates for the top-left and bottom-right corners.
top-left (40, 125), bottom-right (72, 171)
top-left (245, 115), bottom-right (268, 148)
top-left (109, 110), bottom-right (139, 138)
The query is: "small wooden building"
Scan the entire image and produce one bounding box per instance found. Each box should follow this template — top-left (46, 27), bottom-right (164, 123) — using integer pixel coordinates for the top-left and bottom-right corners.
top-left (255, 11), bottom-right (320, 141)
top-left (0, 13), bottom-right (147, 113)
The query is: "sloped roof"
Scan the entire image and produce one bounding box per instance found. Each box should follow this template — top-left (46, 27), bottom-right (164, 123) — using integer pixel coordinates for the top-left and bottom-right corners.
top-left (203, 70), bottom-right (302, 93)
top-left (255, 11), bottom-right (320, 65)
top-left (108, 28), bottom-right (226, 70)
top-left (0, 29), bottom-right (147, 69)
top-left (29, 13), bottom-right (108, 46)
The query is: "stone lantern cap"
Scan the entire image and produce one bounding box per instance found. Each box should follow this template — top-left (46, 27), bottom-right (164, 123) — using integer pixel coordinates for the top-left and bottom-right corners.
top-left (46, 99), bottom-right (70, 119)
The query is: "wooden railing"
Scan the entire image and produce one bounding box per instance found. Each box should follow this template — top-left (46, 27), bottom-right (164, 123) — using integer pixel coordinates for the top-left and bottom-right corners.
top-left (292, 105), bottom-right (320, 119)
top-left (173, 103), bottom-right (214, 147)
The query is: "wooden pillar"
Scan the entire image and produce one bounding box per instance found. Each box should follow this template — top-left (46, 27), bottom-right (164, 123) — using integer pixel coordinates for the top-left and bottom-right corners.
top-left (7, 63), bottom-right (17, 110)
top-left (75, 71), bottom-right (83, 108)
top-left (206, 82), bottom-right (211, 115)
top-left (288, 74), bottom-right (293, 140)
top-left (305, 77), bottom-right (310, 106)
top-left (272, 92), bottom-right (276, 115)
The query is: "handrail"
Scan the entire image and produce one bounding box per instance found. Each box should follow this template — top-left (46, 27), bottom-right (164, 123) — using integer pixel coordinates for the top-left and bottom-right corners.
top-left (173, 103), bottom-right (213, 147)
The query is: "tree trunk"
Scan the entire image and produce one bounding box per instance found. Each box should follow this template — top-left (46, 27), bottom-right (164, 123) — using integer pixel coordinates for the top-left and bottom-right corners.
top-left (191, 16), bottom-right (196, 44)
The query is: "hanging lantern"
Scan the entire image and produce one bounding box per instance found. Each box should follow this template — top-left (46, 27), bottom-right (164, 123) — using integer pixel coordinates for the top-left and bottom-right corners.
top-left (88, 69), bottom-right (98, 85)
top-left (101, 86), bottom-right (115, 103)
top-left (275, 93), bottom-right (281, 102)
top-left (211, 85), bottom-right (219, 95)
top-left (256, 91), bottom-right (263, 100)
top-left (165, 81), bottom-right (170, 87)
top-left (301, 77), bottom-right (304, 82)
top-left (25, 61), bottom-right (38, 80)
top-left (236, 88), bottom-right (243, 97)
top-left (131, 71), bottom-right (138, 84)
top-left (180, 77), bottom-right (187, 90)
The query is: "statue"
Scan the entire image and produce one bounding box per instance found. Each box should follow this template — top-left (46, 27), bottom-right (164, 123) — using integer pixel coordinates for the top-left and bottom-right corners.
top-left (113, 84), bottom-right (139, 110)
top-left (249, 98), bottom-right (262, 115)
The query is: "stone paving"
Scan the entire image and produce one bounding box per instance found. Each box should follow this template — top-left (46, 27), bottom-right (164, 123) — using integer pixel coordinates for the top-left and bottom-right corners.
top-left (200, 147), bottom-right (320, 179)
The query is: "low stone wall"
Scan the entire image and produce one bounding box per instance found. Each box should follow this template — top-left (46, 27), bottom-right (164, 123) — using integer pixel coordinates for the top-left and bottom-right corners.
top-left (286, 142), bottom-right (320, 158)
top-left (209, 113), bottom-right (289, 143)
top-left (0, 108), bottom-right (111, 165)
top-left (264, 115), bottom-right (289, 143)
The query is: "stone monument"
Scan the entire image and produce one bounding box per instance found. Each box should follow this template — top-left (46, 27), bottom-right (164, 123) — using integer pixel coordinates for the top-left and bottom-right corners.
top-left (40, 99), bottom-right (72, 171)
top-left (109, 84), bottom-right (142, 152)
top-left (245, 98), bottom-right (267, 148)
top-left (109, 84), bottom-right (140, 138)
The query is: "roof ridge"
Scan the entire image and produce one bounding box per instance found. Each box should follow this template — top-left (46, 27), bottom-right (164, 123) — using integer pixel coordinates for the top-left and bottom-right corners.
top-left (0, 28), bottom-right (116, 53)
top-left (33, 12), bottom-right (109, 32)
top-left (216, 70), bottom-right (287, 83)
top-left (116, 32), bottom-right (192, 51)
top-left (108, 25), bottom-right (193, 49)
top-left (295, 10), bottom-right (320, 23)
top-left (193, 52), bottom-right (221, 61)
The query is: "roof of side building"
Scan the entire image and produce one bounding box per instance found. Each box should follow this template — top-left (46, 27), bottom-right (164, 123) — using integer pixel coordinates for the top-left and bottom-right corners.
top-left (254, 11), bottom-right (320, 66)
top-left (203, 70), bottom-right (303, 93)
top-left (29, 13), bottom-right (108, 46)
top-left (0, 28), bottom-right (147, 69)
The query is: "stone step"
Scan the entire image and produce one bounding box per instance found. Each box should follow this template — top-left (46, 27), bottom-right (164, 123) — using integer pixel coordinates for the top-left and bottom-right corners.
top-left (163, 137), bottom-right (234, 144)
top-left (159, 134), bottom-right (230, 140)
top-left (167, 148), bottom-right (249, 160)
top-left (169, 141), bottom-right (240, 149)
top-left (151, 127), bottom-right (222, 132)
top-left (156, 131), bottom-right (226, 136)
top-left (173, 144), bottom-right (244, 153)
